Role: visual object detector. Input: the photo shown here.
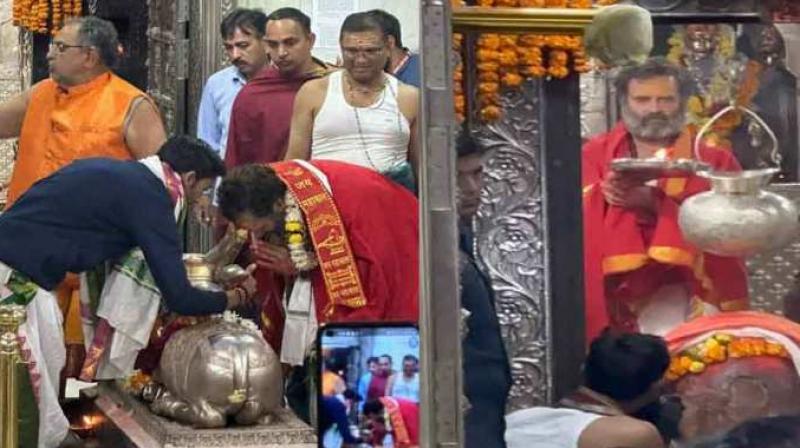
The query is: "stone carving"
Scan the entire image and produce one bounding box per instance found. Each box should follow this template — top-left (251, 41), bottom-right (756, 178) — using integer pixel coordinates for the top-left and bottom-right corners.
top-left (149, 320), bottom-right (284, 428)
top-left (0, 1), bottom-right (29, 205)
top-left (474, 80), bottom-right (550, 410)
top-left (579, 70), bottom-right (611, 139)
top-left (97, 382), bottom-right (315, 447)
top-left (147, 0), bottom-right (180, 134)
top-left (746, 184), bottom-right (800, 314)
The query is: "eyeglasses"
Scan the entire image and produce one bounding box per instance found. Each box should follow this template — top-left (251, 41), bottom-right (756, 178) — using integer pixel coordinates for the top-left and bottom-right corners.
top-left (342, 47), bottom-right (385, 59)
top-left (49, 41), bottom-right (89, 53)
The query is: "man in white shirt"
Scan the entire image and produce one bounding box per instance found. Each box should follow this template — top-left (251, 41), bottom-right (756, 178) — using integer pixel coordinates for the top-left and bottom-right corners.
top-left (506, 330), bottom-right (682, 448)
top-left (388, 355), bottom-right (420, 403)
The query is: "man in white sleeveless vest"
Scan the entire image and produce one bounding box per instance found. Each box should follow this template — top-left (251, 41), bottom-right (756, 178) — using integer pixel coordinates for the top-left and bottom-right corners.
top-left (505, 330), bottom-right (682, 448)
top-left (284, 11), bottom-right (419, 192)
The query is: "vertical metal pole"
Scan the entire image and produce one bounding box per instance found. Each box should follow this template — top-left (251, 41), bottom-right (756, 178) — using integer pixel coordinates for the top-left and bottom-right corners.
top-left (419, 1), bottom-right (463, 447)
top-left (0, 305), bottom-right (26, 448)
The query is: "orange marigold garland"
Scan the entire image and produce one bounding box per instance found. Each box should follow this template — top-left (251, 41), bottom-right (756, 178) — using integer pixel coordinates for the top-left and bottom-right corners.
top-left (666, 333), bottom-right (791, 381)
top-left (13, 0), bottom-right (84, 34)
top-left (454, 0), bottom-right (618, 122)
top-left (453, 32), bottom-right (466, 123)
top-left (477, 33), bottom-right (502, 121)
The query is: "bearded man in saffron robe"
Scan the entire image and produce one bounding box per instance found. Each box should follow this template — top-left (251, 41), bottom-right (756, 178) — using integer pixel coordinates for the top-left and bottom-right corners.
top-left (583, 57), bottom-right (749, 344)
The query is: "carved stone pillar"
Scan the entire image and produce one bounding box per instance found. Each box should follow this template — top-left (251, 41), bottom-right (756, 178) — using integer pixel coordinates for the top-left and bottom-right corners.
top-left (0, 2), bottom-right (31, 206)
top-left (474, 76), bottom-right (584, 411)
top-left (188, 0), bottom-right (237, 135)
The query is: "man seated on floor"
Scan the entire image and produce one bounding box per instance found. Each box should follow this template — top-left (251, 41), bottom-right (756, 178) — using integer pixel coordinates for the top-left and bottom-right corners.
top-left (0, 136), bottom-right (257, 448)
top-left (506, 330), bottom-right (683, 448)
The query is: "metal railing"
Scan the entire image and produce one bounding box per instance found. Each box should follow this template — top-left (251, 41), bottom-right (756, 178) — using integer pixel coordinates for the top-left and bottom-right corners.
top-left (0, 304), bottom-right (25, 448)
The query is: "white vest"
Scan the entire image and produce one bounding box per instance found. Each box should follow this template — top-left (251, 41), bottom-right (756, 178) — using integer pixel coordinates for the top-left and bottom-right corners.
top-left (505, 407), bottom-right (602, 448)
top-left (311, 70), bottom-right (410, 173)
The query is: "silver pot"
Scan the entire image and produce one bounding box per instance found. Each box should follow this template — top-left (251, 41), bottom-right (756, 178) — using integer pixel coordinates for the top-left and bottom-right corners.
top-left (678, 105), bottom-right (799, 257)
top-left (679, 168), bottom-right (799, 257)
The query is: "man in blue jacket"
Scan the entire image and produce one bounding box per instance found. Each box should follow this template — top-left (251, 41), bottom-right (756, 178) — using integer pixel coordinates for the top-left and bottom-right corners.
top-left (0, 135), bottom-right (256, 447)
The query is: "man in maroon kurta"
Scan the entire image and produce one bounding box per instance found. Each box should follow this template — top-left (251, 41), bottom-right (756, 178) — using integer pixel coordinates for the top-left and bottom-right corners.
top-left (225, 7), bottom-right (330, 167)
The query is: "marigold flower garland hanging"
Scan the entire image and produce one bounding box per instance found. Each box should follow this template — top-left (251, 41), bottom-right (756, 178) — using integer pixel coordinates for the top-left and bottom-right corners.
top-left (667, 25), bottom-right (762, 148)
top-left (457, 0), bottom-right (615, 122)
top-left (666, 333), bottom-right (790, 381)
top-left (13, 0), bottom-right (83, 35)
top-left (284, 192), bottom-right (319, 272)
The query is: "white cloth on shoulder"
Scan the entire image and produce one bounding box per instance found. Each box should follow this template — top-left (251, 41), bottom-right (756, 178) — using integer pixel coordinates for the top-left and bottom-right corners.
top-left (79, 249), bottom-right (161, 379)
top-left (79, 156), bottom-right (182, 379)
top-left (505, 407), bottom-right (602, 448)
top-left (280, 160), bottom-right (329, 366)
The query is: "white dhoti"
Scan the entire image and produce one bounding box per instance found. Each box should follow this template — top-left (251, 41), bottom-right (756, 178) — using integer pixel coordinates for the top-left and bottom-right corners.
top-left (0, 261), bottom-right (70, 448)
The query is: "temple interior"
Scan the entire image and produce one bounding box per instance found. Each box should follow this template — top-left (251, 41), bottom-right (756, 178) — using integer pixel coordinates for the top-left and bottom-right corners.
top-left (2, 1), bottom-right (800, 448)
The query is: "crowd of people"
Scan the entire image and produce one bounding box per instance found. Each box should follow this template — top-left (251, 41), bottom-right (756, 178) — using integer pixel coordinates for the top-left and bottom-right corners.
top-left (321, 352), bottom-right (421, 447)
top-left (0, 3), bottom-right (796, 448)
top-left (0, 6), bottom-right (511, 448)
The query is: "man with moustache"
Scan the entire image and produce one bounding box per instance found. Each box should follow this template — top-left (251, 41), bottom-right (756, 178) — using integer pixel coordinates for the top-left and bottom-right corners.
top-left (197, 8), bottom-right (269, 159)
top-left (223, 7), bottom-right (330, 377)
top-left (225, 7), bottom-right (329, 168)
top-left (582, 58), bottom-right (749, 343)
top-left (0, 16), bottom-right (166, 393)
top-left (367, 9), bottom-right (420, 87)
top-left (284, 11), bottom-right (420, 191)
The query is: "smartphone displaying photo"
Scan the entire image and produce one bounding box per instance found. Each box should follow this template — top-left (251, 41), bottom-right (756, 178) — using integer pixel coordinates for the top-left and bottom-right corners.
top-left (317, 323), bottom-right (420, 448)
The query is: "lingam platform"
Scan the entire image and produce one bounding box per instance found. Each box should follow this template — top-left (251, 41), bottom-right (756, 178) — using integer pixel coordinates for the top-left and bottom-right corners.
top-left (93, 382), bottom-right (316, 448)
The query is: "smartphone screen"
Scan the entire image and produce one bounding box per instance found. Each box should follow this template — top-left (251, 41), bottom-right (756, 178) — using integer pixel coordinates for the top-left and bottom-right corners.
top-left (317, 323), bottom-right (420, 448)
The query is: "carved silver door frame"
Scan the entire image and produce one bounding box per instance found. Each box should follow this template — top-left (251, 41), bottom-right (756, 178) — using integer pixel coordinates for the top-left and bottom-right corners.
top-left (187, 0), bottom-right (237, 135)
top-left (147, 0), bottom-right (189, 134)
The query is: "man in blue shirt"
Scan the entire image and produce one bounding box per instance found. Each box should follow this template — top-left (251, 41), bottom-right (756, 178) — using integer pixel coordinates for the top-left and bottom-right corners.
top-left (0, 136), bottom-right (256, 314)
top-left (197, 8), bottom-right (270, 158)
top-left (368, 9), bottom-right (420, 87)
top-left (0, 136), bottom-right (257, 447)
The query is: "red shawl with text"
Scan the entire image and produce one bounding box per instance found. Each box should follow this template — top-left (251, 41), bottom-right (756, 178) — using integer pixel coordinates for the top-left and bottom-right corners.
top-left (258, 161), bottom-right (419, 353)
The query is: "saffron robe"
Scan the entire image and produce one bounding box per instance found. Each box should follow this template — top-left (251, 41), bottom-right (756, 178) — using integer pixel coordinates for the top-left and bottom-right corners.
top-left (582, 123), bottom-right (749, 344)
top-left (258, 161), bottom-right (419, 353)
top-left (7, 72), bottom-right (152, 373)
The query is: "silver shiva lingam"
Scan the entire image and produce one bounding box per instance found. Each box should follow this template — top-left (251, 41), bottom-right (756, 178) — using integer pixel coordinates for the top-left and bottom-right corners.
top-left (139, 228), bottom-right (284, 428)
top-left (678, 105), bottom-right (799, 257)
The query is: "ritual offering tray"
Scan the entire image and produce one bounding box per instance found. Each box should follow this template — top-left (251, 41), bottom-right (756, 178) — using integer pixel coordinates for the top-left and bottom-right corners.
top-left (610, 158), bottom-right (710, 179)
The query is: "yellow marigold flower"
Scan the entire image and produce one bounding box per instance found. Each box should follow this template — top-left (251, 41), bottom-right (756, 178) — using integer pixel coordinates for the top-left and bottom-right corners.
top-left (285, 221), bottom-right (303, 232)
top-left (708, 345), bottom-right (726, 362)
top-left (766, 342), bottom-right (783, 356)
top-left (679, 356), bottom-right (693, 370)
top-left (288, 233), bottom-right (304, 245)
top-left (689, 361), bottom-right (706, 374)
top-left (714, 333), bottom-right (733, 344)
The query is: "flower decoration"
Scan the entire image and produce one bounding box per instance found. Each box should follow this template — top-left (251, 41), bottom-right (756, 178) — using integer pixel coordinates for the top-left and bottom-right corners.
top-left (13, 0), bottom-right (82, 34)
top-left (667, 25), bottom-right (762, 147)
top-left (122, 370), bottom-right (153, 396)
top-left (454, 32), bottom-right (466, 123)
top-left (456, 0), bottom-right (614, 122)
top-left (666, 333), bottom-right (790, 381)
top-left (284, 191), bottom-right (319, 272)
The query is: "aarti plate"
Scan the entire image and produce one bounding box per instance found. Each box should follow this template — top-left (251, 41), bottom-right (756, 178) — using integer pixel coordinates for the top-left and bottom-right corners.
top-left (610, 158), bottom-right (711, 179)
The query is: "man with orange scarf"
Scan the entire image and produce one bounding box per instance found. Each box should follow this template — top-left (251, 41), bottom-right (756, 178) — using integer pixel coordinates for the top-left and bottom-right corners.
top-left (363, 397), bottom-right (420, 447)
top-left (583, 58), bottom-right (749, 344)
top-left (0, 17), bottom-right (165, 381)
top-left (218, 160), bottom-right (418, 421)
